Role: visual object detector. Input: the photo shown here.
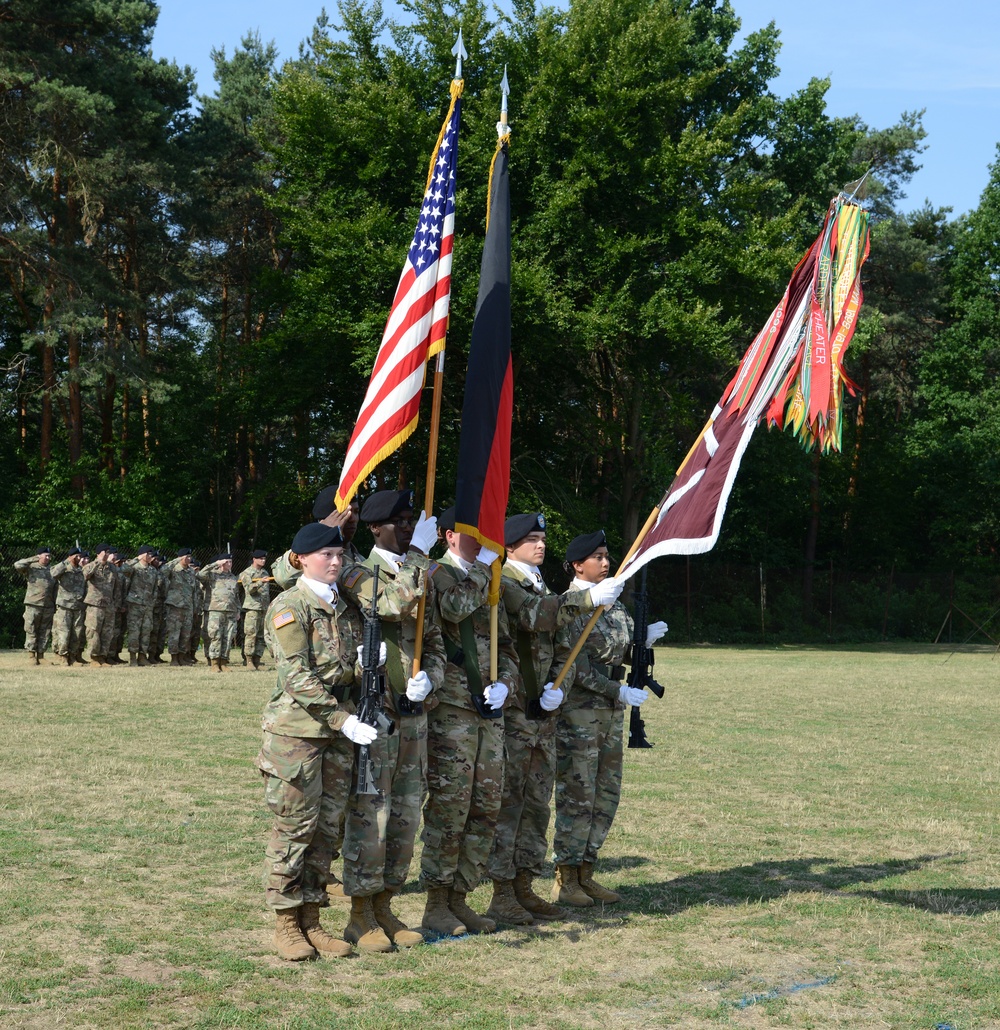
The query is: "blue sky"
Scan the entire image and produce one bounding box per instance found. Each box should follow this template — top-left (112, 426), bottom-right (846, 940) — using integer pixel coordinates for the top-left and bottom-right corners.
top-left (152, 0), bottom-right (999, 217)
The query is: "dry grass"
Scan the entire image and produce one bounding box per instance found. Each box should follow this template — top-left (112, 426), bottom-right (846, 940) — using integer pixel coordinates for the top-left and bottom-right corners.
top-left (1, 644), bottom-right (999, 1029)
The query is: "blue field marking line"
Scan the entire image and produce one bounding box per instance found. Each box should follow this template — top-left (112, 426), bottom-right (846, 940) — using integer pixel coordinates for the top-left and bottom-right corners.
top-left (732, 974), bottom-right (837, 1009)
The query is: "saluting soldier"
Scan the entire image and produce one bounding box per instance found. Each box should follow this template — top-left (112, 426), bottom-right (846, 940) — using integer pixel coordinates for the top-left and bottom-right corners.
top-left (146, 553), bottom-right (168, 664)
top-left (272, 491), bottom-right (361, 591)
top-left (197, 553), bottom-right (241, 671)
top-left (120, 545), bottom-right (160, 666)
top-left (485, 513), bottom-right (621, 924)
top-left (14, 546), bottom-right (56, 664)
top-left (337, 490), bottom-right (445, 949)
top-left (239, 550), bottom-right (273, 670)
top-left (51, 547), bottom-right (88, 665)
top-left (82, 545), bottom-right (118, 665)
top-left (256, 522), bottom-right (376, 961)
top-left (108, 551), bottom-right (129, 664)
top-left (163, 549), bottom-right (198, 666)
top-left (552, 531), bottom-right (666, 907)
top-left (418, 507), bottom-right (520, 936)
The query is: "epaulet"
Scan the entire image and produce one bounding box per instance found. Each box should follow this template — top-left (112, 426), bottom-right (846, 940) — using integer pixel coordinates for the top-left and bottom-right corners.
top-left (271, 608), bottom-right (297, 630)
top-left (342, 568), bottom-right (366, 590)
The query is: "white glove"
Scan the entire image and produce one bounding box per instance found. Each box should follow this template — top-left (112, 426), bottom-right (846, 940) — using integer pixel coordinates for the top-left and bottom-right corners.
top-left (619, 685), bottom-right (648, 707)
top-left (539, 682), bottom-right (563, 711)
top-left (341, 714), bottom-right (378, 744)
top-left (484, 681), bottom-right (509, 709)
top-left (356, 642), bottom-right (388, 666)
top-left (409, 512), bottom-right (438, 555)
top-left (589, 576), bottom-right (623, 607)
top-left (645, 621), bottom-right (668, 647)
top-left (476, 545), bottom-right (499, 566)
top-left (406, 670), bottom-right (433, 702)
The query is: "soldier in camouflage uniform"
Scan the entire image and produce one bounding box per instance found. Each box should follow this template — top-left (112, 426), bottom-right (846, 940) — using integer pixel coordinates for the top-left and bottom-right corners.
top-left (239, 550), bottom-right (272, 669)
top-left (337, 490), bottom-right (445, 948)
top-left (109, 552), bottom-right (129, 664)
top-left (552, 530), bottom-right (665, 907)
top-left (146, 554), bottom-right (168, 663)
top-left (272, 492), bottom-right (362, 591)
top-left (51, 547), bottom-right (88, 665)
top-left (418, 507), bottom-right (520, 936)
top-left (83, 545), bottom-right (118, 664)
top-left (256, 522), bottom-right (375, 961)
top-left (120, 545), bottom-right (160, 666)
top-left (14, 546), bottom-right (56, 663)
top-left (162, 549), bottom-right (198, 666)
top-left (197, 553), bottom-right (241, 671)
top-left (485, 513), bottom-right (618, 925)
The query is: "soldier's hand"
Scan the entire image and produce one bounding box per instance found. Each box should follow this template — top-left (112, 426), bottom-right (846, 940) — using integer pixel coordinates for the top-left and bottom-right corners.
top-left (341, 714), bottom-right (378, 744)
top-left (319, 506), bottom-right (352, 530)
top-left (619, 685), bottom-right (648, 707)
top-left (484, 681), bottom-right (508, 709)
top-left (405, 670), bottom-right (433, 702)
top-left (476, 545), bottom-right (499, 566)
top-left (588, 576), bottom-right (623, 608)
top-left (645, 621), bottom-right (668, 647)
top-left (356, 642), bottom-right (388, 666)
top-left (539, 682), bottom-right (563, 711)
top-left (408, 512), bottom-right (438, 555)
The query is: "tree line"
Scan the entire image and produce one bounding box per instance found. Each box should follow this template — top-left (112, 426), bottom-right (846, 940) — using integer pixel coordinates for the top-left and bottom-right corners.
top-left (2, 0), bottom-right (999, 638)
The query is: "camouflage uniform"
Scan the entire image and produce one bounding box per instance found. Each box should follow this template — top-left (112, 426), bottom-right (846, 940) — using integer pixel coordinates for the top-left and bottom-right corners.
top-left (83, 561), bottom-right (117, 658)
top-left (488, 563), bottom-right (592, 883)
top-left (338, 548), bottom-right (447, 897)
top-left (150, 566), bottom-right (167, 659)
top-left (50, 560), bottom-right (86, 657)
top-left (197, 566), bottom-right (241, 660)
top-left (162, 559), bottom-right (199, 657)
top-left (419, 552), bottom-right (520, 894)
top-left (239, 565), bottom-right (272, 661)
top-left (122, 560), bottom-right (160, 655)
top-left (255, 579), bottom-right (363, 911)
top-left (14, 555), bottom-right (55, 654)
top-left (553, 593), bottom-right (633, 867)
top-left (111, 564), bottom-right (128, 658)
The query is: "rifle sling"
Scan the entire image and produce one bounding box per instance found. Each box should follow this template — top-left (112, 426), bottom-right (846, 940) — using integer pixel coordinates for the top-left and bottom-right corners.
top-left (443, 615), bottom-right (484, 696)
top-left (516, 627), bottom-right (541, 700)
top-left (381, 619), bottom-right (406, 707)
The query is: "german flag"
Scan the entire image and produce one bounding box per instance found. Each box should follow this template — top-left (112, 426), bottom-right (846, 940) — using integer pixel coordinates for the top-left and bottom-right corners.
top-left (454, 136), bottom-right (511, 556)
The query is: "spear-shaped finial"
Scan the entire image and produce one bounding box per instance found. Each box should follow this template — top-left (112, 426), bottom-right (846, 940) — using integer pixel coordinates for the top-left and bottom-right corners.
top-left (452, 28), bottom-right (467, 80)
top-left (497, 64), bottom-right (510, 137)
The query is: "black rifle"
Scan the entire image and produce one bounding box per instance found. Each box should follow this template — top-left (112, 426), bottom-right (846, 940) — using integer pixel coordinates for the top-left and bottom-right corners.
top-left (626, 567), bottom-right (664, 748)
top-left (355, 566), bottom-right (395, 794)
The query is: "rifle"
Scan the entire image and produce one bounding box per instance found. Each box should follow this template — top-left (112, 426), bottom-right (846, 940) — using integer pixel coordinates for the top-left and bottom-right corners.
top-left (354, 566), bottom-right (395, 795)
top-left (626, 567), bottom-right (665, 748)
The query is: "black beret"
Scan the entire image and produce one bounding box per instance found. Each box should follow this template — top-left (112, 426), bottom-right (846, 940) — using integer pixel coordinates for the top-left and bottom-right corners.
top-left (36, 546), bottom-right (51, 555)
top-left (176, 547), bottom-right (192, 557)
top-left (361, 489), bottom-right (415, 523)
top-left (81, 551), bottom-right (91, 559)
top-left (95, 543), bottom-right (112, 553)
top-left (137, 544), bottom-right (154, 556)
top-left (438, 506), bottom-right (456, 532)
top-left (565, 530), bottom-right (607, 564)
top-left (66, 546), bottom-right (82, 557)
top-left (212, 552), bottom-right (233, 562)
top-left (291, 523), bottom-right (343, 555)
top-left (504, 512), bottom-right (546, 546)
top-left (311, 485), bottom-right (338, 520)
top-left (252, 549), bottom-right (268, 559)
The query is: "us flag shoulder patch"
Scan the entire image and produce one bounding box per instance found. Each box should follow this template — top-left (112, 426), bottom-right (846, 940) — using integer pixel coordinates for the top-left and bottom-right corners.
top-left (272, 610), bottom-right (296, 630)
top-left (342, 569), bottom-right (365, 590)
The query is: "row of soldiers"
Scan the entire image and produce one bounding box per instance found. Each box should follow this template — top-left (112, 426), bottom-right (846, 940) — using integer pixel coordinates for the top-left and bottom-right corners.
top-left (13, 543), bottom-right (277, 669)
top-left (258, 487), bottom-right (667, 961)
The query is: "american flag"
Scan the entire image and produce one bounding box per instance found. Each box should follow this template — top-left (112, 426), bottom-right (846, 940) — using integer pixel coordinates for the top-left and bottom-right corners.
top-left (334, 88), bottom-right (462, 511)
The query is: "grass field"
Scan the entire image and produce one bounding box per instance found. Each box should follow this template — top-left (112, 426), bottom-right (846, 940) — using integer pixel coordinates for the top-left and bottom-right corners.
top-left (1, 645), bottom-right (999, 1029)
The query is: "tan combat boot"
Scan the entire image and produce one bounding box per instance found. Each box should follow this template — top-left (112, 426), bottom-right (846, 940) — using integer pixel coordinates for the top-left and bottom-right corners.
top-left (299, 902), bottom-right (352, 958)
top-left (579, 861), bottom-right (621, 904)
top-left (170, 654), bottom-right (183, 667)
top-left (343, 896), bottom-right (393, 953)
top-left (137, 652), bottom-right (148, 667)
top-left (92, 654), bottom-right (106, 666)
top-left (421, 886), bottom-right (466, 937)
top-left (75, 652), bottom-right (89, 665)
top-left (64, 654), bottom-right (74, 666)
top-left (485, 879), bottom-right (534, 925)
top-left (274, 909), bottom-right (316, 961)
top-left (551, 865), bottom-right (594, 908)
top-left (326, 872), bottom-right (348, 899)
top-left (513, 870), bottom-right (566, 920)
top-left (251, 655), bottom-right (262, 670)
top-left (31, 651), bottom-right (40, 665)
top-left (448, 889), bottom-right (497, 934)
top-left (212, 658), bottom-right (223, 673)
top-left (372, 890), bottom-right (424, 947)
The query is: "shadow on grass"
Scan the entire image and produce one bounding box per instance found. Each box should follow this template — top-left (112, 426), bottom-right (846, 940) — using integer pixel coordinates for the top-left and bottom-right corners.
top-left (616, 853), bottom-right (962, 915)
